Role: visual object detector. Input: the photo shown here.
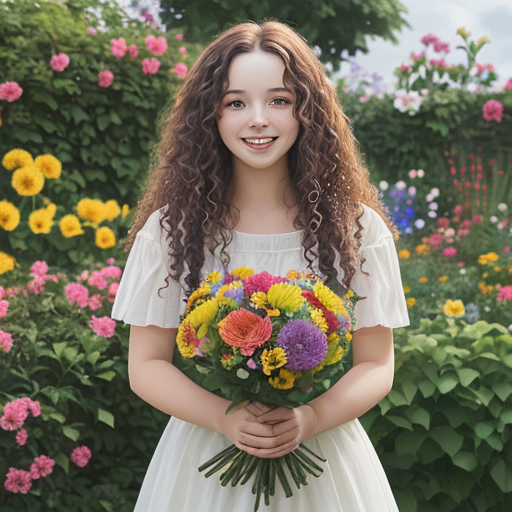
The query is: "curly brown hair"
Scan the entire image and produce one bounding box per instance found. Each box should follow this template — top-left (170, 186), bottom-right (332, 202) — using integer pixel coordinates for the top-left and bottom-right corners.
top-left (128, 20), bottom-right (396, 291)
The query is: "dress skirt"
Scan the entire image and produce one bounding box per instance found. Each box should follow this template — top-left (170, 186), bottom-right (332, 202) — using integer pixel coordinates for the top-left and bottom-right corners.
top-left (133, 417), bottom-right (399, 512)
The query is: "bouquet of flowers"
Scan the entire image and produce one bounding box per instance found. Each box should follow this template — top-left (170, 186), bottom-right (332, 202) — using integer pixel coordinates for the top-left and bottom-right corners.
top-left (174, 267), bottom-right (359, 511)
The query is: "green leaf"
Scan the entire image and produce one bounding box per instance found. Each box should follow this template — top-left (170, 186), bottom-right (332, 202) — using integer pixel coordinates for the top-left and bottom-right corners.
top-left (410, 407), bottom-right (430, 430)
top-left (386, 415), bottom-right (413, 431)
top-left (71, 104), bottom-right (90, 124)
top-left (471, 386), bottom-right (494, 406)
top-left (452, 451), bottom-right (478, 472)
top-left (53, 342), bottom-right (67, 359)
top-left (395, 431), bottom-right (425, 456)
top-left (492, 381), bottom-right (512, 402)
top-left (437, 372), bottom-right (458, 394)
top-left (474, 422), bottom-right (494, 439)
top-left (457, 368), bottom-right (479, 387)
top-left (100, 500), bottom-right (114, 512)
top-left (418, 380), bottom-right (436, 398)
top-left (401, 381), bottom-right (417, 404)
top-left (387, 390), bottom-right (409, 407)
top-left (110, 111), bottom-right (122, 125)
top-left (96, 371), bottom-right (116, 381)
top-left (98, 408), bottom-right (115, 428)
top-left (49, 412), bottom-right (66, 424)
top-left (97, 115), bottom-right (111, 131)
top-left (62, 426), bottom-right (80, 442)
top-left (490, 459), bottom-right (512, 493)
top-left (430, 426), bottom-right (463, 457)
top-left (54, 452), bottom-right (70, 475)
top-left (426, 120), bottom-right (449, 136)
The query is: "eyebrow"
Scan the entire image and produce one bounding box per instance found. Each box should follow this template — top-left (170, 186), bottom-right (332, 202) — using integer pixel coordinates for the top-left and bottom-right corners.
top-left (223, 87), bottom-right (293, 96)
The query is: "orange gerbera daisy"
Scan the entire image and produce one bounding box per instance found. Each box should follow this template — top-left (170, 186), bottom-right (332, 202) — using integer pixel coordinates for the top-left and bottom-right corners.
top-left (218, 309), bottom-right (272, 355)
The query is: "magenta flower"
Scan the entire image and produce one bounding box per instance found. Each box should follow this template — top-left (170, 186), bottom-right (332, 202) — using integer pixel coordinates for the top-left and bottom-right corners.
top-left (50, 53), bottom-right (70, 72)
top-left (145, 35), bottom-right (168, 55)
top-left (101, 265), bottom-right (122, 280)
top-left (111, 37), bottom-right (128, 59)
top-left (498, 285), bottom-right (512, 302)
top-left (172, 63), bottom-right (188, 78)
top-left (433, 40), bottom-right (450, 53)
top-left (87, 27), bottom-right (97, 35)
top-left (142, 58), bottom-right (161, 75)
top-left (420, 33), bottom-right (439, 46)
top-left (16, 429), bottom-right (28, 446)
top-left (88, 294), bottom-right (103, 311)
top-left (65, 283), bottom-right (89, 308)
top-left (70, 446), bottom-right (92, 467)
top-left (89, 271), bottom-right (108, 290)
top-left (443, 247), bottom-right (457, 257)
top-left (0, 329), bottom-right (13, 353)
top-left (0, 300), bottom-right (8, 318)
top-left (98, 70), bottom-right (114, 88)
top-left (179, 46), bottom-right (187, 55)
top-left (176, 33), bottom-right (183, 40)
top-left (0, 81), bottom-right (23, 102)
top-left (90, 315), bottom-right (116, 338)
top-left (243, 271), bottom-right (286, 296)
top-left (128, 44), bottom-right (138, 59)
top-left (482, 99), bottom-right (503, 122)
top-left (4, 468), bottom-right (32, 494)
top-left (30, 261), bottom-right (49, 276)
top-left (277, 320), bottom-right (328, 371)
top-left (30, 455), bottom-right (55, 479)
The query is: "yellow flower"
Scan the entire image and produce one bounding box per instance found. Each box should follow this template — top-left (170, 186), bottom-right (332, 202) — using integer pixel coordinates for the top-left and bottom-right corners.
top-left (34, 154), bottom-right (62, 179)
top-left (406, 297), bottom-right (416, 307)
top-left (324, 346), bottom-right (344, 366)
top-left (0, 200), bottom-right (20, 231)
top-left (323, 332), bottom-right (344, 366)
top-left (0, 252), bottom-right (17, 274)
top-left (104, 199), bottom-right (121, 221)
top-left (267, 283), bottom-right (303, 312)
top-left (122, 204), bottom-right (130, 218)
top-left (313, 281), bottom-right (346, 314)
top-left (344, 289), bottom-right (354, 299)
top-left (45, 202), bottom-right (57, 218)
top-left (231, 266), bottom-right (254, 279)
top-left (494, 266), bottom-right (502, 272)
top-left (176, 321), bottom-right (195, 359)
top-left (95, 226), bottom-right (116, 248)
top-left (443, 299), bottom-right (465, 318)
top-left (478, 252), bottom-right (499, 265)
top-left (403, 285), bottom-right (411, 294)
top-left (456, 26), bottom-right (471, 39)
top-left (76, 198), bottom-right (106, 225)
top-left (184, 282), bottom-right (211, 313)
top-left (186, 298), bottom-right (218, 329)
top-left (251, 291), bottom-right (268, 309)
top-left (29, 209), bottom-right (53, 234)
top-left (345, 332), bottom-right (352, 342)
top-left (206, 271), bottom-right (222, 284)
top-left (415, 244), bottom-right (430, 255)
top-left (478, 282), bottom-right (493, 295)
top-left (418, 277), bottom-right (428, 283)
top-left (2, 149), bottom-right (33, 171)
top-left (59, 214), bottom-right (84, 238)
top-left (398, 249), bottom-right (411, 259)
top-left (311, 308), bottom-right (328, 333)
top-left (261, 348), bottom-right (287, 375)
top-left (438, 275), bottom-right (448, 282)
top-left (269, 369), bottom-right (296, 390)
top-left (11, 165), bottom-right (45, 196)
top-left (477, 36), bottom-right (490, 46)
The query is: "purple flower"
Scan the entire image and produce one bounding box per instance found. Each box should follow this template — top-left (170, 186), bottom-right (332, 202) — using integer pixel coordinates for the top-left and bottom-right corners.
top-left (277, 320), bottom-right (327, 371)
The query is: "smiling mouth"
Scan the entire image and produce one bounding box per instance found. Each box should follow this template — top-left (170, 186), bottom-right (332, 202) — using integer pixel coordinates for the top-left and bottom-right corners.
top-left (242, 137), bottom-right (278, 145)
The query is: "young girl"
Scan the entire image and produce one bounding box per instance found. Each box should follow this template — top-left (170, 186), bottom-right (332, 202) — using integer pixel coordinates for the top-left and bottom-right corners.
top-left (112, 21), bottom-right (409, 511)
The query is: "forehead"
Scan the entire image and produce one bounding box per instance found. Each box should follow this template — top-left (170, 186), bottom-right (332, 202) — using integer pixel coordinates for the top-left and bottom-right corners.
top-left (226, 50), bottom-right (286, 89)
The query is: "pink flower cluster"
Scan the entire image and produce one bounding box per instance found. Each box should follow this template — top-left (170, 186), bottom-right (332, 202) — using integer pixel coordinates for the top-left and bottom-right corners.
top-left (70, 445), bottom-right (92, 467)
top-left (111, 38), bottom-right (128, 59)
top-left (99, 70), bottom-right (114, 88)
top-left (30, 455), bottom-right (55, 479)
top-left (50, 53), bottom-right (70, 72)
top-left (4, 454), bottom-right (55, 494)
top-left (420, 33), bottom-right (450, 53)
top-left (497, 285), bottom-right (512, 302)
top-left (145, 35), bottom-right (168, 55)
top-left (0, 300), bottom-right (8, 318)
top-left (90, 316), bottom-right (116, 338)
top-left (142, 58), bottom-right (161, 75)
top-left (0, 397), bottom-right (40, 431)
top-left (482, 99), bottom-right (504, 122)
top-left (0, 329), bottom-right (13, 353)
top-left (0, 81), bottom-right (23, 102)
top-left (173, 63), bottom-right (188, 78)
top-left (65, 282), bottom-right (89, 308)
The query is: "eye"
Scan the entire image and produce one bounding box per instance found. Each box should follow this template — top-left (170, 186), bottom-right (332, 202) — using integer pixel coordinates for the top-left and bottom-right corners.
top-left (227, 100), bottom-right (245, 109)
top-left (270, 98), bottom-right (290, 106)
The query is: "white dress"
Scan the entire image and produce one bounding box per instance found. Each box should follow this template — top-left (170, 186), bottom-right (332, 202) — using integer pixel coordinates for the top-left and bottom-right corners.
top-left (112, 204), bottom-right (410, 512)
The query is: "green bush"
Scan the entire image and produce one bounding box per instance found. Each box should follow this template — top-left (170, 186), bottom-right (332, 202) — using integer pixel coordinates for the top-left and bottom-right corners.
top-left (362, 317), bottom-right (512, 512)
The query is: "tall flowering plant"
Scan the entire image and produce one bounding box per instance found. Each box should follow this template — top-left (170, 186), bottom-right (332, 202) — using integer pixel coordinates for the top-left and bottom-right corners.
top-left (174, 267), bottom-right (359, 511)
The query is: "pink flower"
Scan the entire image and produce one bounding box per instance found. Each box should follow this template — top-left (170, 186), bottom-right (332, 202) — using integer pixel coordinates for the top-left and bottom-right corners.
top-left (80, 270), bottom-right (89, 281)
top-left (0, 286), bottom-right (6, 299)
top-left (100, 265), bottom-right (122, 280)
top-left (179, 46), bottom-right (187, 55)
top-left (145, 35), bottom-right (168, 55)
top-left (30, 455), bottom-right (55, 479)
top-left (107, 258), bottom-right (115, 265)
top-left (28, 276), bottom-right (46, 295)
top-left (504, 78), bottom-right (512, 90)
top-left (433, 40), bottom-right (450, 53)
top-left (16, 429), bottom-right (28, 446)
top-left (453, 205), bottom-right (464, 215)
top-left (420, 33), bottom-right (439, 46)
top-left (504, 246), bottom-right (510, 254)
top-left (172, 63), bottom-right (188, 78)
top-left (65, 283), bottom-right (89, 308)
top-left (87, 27), bottom-right (97, 35)
top-left (498, 285), bottom-right (512, 302)
top-left (70, 446), bottom-right (92, 467)
top-left (0, 330), bottom-right (13, 353)
top-left (50, 53), bottom-right (70, 72)
top-left (4, 468), bottom-right (32, 494)
top-left (437, 218), bottom-right (450, 229)
top-left (108, 282), bottom-right (119, 297)
top-left (430, 59), bottom-right (447, 69)
top-left (458, 228), bottom-right (470, 236)
top-left (128, 44), bottom-right (138, 59)
top-left (175, 33), bottom-right (183, 40)
top-left (88, 294), bottom-right (103, 311)
top-left (428, 233), bottom-right (444, 248)
top-left (142, 58), bottom-right (161, 75)
top-left (483, 99), bottom-right (503, 122)
top-left (90, 316), bottom-right (116, 338)
top-left (89, 271), bottom-right (108, 290)
top-left (443, 247), bottom-right (457, 257)
top-left (30, 261), bottom-right (49, 276)
top-left (98, 70), bottom-right (114, 88)
top-left (111, 38), bottom-right (128, 59)
top-left (0, 81), bottom-right (23, 102)
top-left (28, 400), bottom-right (41, 417)
top-left (411, 51), bottom-right (425, 61)
top-left (473, 215), bottom-right (483, 223)
top-left (0, 400), bottom-right (28, 430)
top-left (0, 300), bottom-right (8, 318)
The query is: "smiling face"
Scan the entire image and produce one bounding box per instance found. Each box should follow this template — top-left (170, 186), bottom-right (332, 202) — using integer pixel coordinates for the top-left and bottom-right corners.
top-left (216, 50), bottom-right (300, 175)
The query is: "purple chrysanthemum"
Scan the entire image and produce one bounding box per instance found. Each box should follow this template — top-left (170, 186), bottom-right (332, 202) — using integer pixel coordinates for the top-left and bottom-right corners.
top-left (277, 320), bottom-right (328, 371)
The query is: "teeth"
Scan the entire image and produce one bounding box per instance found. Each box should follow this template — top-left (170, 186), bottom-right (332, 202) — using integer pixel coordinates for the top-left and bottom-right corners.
top-left (244, 137), bottom-right (275, 144)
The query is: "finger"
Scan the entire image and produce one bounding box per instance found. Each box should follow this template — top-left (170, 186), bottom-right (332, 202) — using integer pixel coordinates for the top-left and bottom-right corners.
top-left (246, 403), bottom-right (268, 417)
top-left (238, 426), bottom-right (298, 450)
top-left (257, 407), bottom-right (294, 424)
top-left (240, 438), bottom-right (299, 458)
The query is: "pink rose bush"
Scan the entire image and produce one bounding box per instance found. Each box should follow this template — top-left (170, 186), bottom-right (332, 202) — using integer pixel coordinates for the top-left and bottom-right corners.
top-left (173, 63), bottom-right (188, 78)
top-left (90, 316), bottom-right (116, 338)
top-left (4, 468), bottom-right (32, 494)
top-left (0, 81), bottom-right (23, 102)
top-left (145, 34), bottom-right (167, 55)
top-left (70, 446), bottom-right (92, 467)
top-left (482, 99), bottom-right (504, 122)
top-left (50, 53), bottom-right (70, 72)
top-left (129, 44), bottom-right (138, 59)
top-left (111, 37), bottom-right (128, 59)
top-left (98, 70), bottom-right (114, 88)
top-left (142, 58), bottom-right (161, 74)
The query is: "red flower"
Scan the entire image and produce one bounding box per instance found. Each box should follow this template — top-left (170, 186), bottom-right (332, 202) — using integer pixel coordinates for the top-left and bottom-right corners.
top-left (219, 309), bottom-right (272, 354)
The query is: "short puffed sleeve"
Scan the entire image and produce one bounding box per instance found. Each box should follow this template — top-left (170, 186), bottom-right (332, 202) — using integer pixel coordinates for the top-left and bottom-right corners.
top-left (349, 205), bottom-right (410, 330)
top-left (111, 209), bottom-right (183, 328)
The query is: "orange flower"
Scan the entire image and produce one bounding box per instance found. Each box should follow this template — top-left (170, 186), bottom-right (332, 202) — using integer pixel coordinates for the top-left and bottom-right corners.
top-left (219, 308), bottom-right (272, 354)
top-left (418, 277), bottom-right (429, 283)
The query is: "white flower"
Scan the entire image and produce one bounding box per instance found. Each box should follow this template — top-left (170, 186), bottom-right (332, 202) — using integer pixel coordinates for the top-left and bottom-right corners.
top-left (497, 203), bottom-right (508, 212)
top-left (459, 268), bottom-right (466, 275)
top-left (415, 219), bottom-right (425, 229)
top-left (490, 216), bottom-right (498, 223)
top-left (484, 306), bottom-right (491, 312)
top-left (395, 180), bottom-right (407, 190)
top-left (428, 211), bottom-right (437, 218)
top-left (393, 89), bottom-right (424, 116)
top-left (379, 180), bottom-right (389, 191)
top-left (426, 193), bottom-right (434, 202)
top-left (417, 169), bottom-right (425, 178)
top-left (430, 188), bottom-right (440, 198)
top-left (429, 202), bottom-right (438, 210)
top-left (408, 186), bottom-right (417, 197)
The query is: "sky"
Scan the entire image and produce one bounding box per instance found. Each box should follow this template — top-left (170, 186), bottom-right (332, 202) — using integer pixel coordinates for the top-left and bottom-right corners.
top-left (339, 0), bottom-right (512, 88)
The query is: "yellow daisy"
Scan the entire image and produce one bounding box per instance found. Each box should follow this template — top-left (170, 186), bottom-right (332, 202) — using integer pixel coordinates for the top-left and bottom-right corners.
top-left (95, 226), bottom-right (116, 249)
top-left (261, 348), bottom-right (287, 376)
top-left (176, 321), bottom-right (196, 359)
top-left (398, 249), bottom-right (411, 259)
top-left (2, 149), bottom-right (33, 171)
top-left (415, 244), bottom-right (430, 255)
top-left (0, 252), bottom-right (17, 274)
top-left (269, 369), bottom-right (296, 390)
top-left (34, 154), bottom-right (62, 179)
top-left (310, 308), bottom-right (329, 333)
top-left (28, 209), bottom-right (53, 234)
top-left (267, 283), bottom-right (303, 312)
top-left (104, 199), bottom-right (121, 221)
top-left (313, 281), bottom-right (346, 315)
top-left (122, 204), bottom-right (130, 218)
top-left (76, 198), bottom-right (106, 225)
top-left (443, 299), bottom-right (465, 318)
top-left (59, 214), bottom-right (84, 238)
top-left (11, 165), bottom-right (45, 196)
top-left (406, 297), bottom-right (417, 307)
top-left (185, 298), bottom-right (218, 329)
top-left (0, 200), bottom-right (20, 231)
top-left (231, 266), bottom-right (254, 279)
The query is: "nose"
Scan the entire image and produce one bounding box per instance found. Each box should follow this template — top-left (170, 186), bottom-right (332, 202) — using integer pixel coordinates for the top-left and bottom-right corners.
top-left (248, 104), bottom-right (269, 128)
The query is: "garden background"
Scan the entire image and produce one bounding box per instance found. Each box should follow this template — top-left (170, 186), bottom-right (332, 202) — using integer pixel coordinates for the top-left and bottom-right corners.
top-left (0, 0), bottom-right (511, 511)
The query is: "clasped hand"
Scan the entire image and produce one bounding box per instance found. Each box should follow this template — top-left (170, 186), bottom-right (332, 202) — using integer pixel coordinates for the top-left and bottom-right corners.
top-left (220, 402), bottom-right (318, 459)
